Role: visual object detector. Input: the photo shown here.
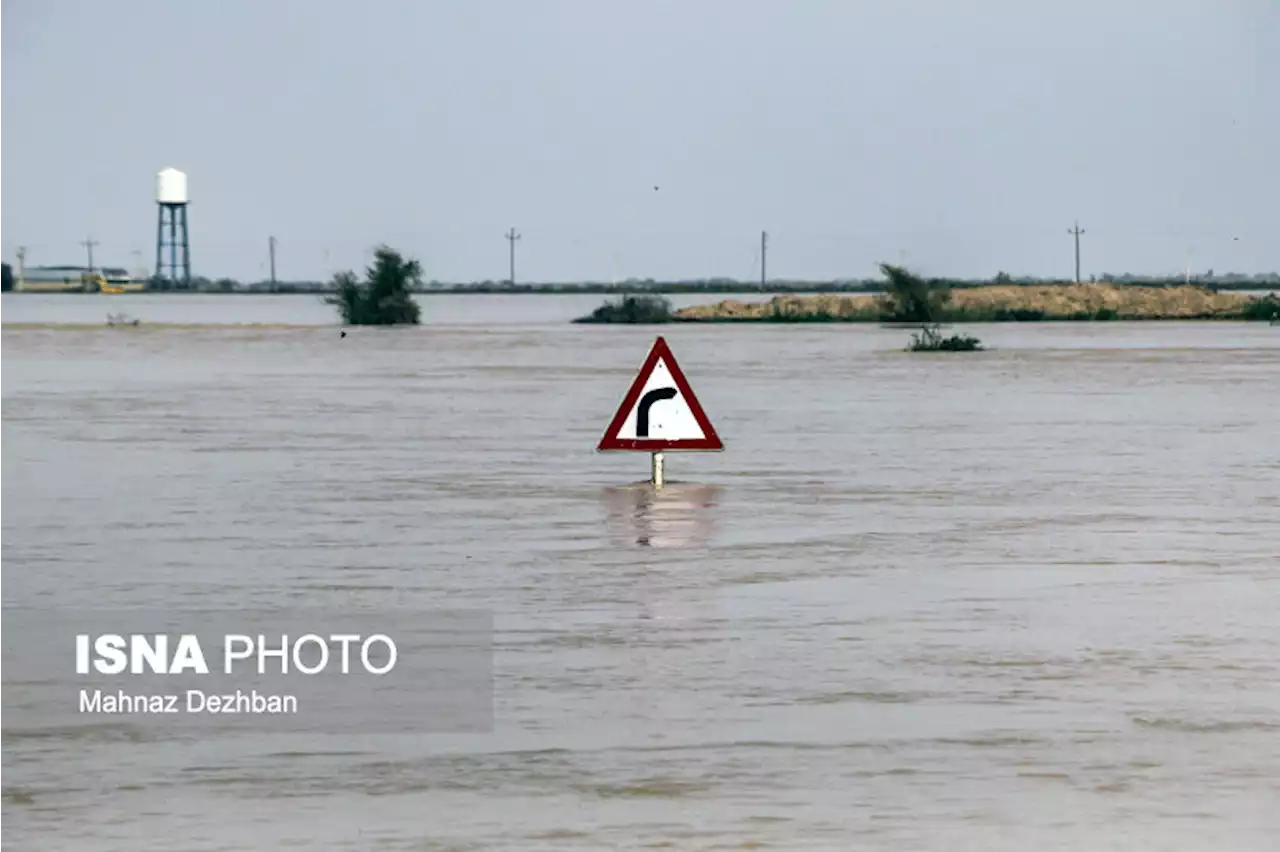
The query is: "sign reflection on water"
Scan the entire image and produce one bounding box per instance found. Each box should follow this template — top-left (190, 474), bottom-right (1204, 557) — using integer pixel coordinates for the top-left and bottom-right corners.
top-left (601, 483), bottom-right (721, 548)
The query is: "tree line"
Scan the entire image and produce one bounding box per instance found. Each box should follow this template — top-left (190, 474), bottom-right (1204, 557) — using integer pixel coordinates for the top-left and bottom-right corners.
top-left (6, 255), bottom-right (1276, 300)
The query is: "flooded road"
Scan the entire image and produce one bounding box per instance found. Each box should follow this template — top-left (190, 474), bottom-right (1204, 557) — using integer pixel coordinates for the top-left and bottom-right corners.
top-left (3, 316), bottom-right (1279, 850)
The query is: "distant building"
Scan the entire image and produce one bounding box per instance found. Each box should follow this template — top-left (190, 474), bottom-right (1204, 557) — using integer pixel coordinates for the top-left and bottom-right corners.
top-left (16, 265), bottom-right (145, 293)
top-left (16, 266), bottom-right (85, 292)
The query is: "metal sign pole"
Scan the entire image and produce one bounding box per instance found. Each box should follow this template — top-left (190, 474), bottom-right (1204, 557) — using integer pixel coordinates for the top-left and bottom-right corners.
top-left (651, 451), bottom-right (665, 489)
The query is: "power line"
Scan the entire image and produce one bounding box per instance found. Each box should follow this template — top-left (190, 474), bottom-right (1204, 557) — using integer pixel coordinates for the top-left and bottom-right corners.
top-left (1068, 221), bottom-right (1085, 283)
top-left (269, 236), bottom-right (278, 290)
top-left (80, 236), bottom-right (99, 274)
top-left (505, 227), bottom-right (521, 286)
top-left (761, 230), bottom-right (768, 290)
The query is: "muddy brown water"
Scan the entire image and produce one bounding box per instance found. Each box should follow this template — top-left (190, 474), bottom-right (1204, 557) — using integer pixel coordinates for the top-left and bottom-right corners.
top-left (3, 305), bottom-right (1278, 850)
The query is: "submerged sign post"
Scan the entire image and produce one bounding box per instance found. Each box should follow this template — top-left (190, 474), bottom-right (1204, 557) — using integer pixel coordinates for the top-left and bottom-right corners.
top-left (597, 336), bottom-right (723, 488)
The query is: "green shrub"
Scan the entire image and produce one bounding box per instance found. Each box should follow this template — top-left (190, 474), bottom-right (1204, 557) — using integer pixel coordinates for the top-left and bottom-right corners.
top-left (326, 246), bottom-right (422, 325)
top-left (1241, 294), bottom-right (1280, 321)
top-left (878, 263), bottom-right (951, 323)
top-left (908, 324), bottom-right (983, 352)
top-left (573, 294), bottom-right (673, 324)
top-left (992, 308), bottom-right (1046, 321)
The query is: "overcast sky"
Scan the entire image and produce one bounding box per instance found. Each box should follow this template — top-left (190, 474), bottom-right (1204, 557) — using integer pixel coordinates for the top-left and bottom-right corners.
top-left (3, 0), bottom-right (1277, 282)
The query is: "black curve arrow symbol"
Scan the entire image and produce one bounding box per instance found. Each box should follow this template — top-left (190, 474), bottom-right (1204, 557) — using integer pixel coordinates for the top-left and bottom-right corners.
top-left (636, 388), bottom-right (677, 437)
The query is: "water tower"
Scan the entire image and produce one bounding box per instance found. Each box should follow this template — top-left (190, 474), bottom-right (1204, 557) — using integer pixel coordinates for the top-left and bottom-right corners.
top-left (155, 168), bottom-right (191, 288)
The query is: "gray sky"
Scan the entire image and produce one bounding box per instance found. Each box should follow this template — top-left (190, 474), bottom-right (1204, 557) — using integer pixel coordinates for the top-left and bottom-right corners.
top-left (3, 0), bottom-right (1277, 282)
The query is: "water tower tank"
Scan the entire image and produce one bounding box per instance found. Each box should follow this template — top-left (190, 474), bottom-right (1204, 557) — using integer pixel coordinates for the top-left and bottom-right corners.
top-left (156, 168), bottom-right (189, 204)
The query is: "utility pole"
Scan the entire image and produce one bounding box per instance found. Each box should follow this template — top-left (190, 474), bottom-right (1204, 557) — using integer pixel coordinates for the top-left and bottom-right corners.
top-left (505, 227), bottom-right (521, 287)
top-left (81, 236), bottom-right (99, 275)
top-left (269, 236), bottom-right (278, 291)
top-left (760, 230), bottom-right (768, 291)
top-left (1067, 221), bottom-right (1085, 283)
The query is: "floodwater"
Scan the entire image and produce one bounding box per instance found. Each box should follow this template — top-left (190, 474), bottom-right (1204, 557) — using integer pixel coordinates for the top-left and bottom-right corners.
top-left (0, 291), bottom-right (795, 327)
top-left (1, 289), bottom-right (1273, 327)
top-left (3, 302), bottom-right (1279, 851)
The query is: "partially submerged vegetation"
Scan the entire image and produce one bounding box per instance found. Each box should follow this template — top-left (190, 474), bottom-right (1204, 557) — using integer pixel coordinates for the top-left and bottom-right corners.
top-left (673, 281), bottom-right (1277, 323)
top-left (908, 326), bottom-right (984, 352)
top-left (570, 264), bottom-right (988, 349)
top-left (326, 246), bottom-right (422, 325)
top-left (877, 264), bottom-right (983, 351)
top-left (573, 294), bottom-right (674, 324)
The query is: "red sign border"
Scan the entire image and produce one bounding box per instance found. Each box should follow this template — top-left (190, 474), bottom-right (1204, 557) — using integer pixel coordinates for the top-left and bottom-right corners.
top-left (597, 337), bottom-right (724, 452)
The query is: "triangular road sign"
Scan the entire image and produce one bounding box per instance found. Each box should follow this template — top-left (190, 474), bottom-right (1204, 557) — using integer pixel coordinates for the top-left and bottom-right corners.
top-left (597, 337), bottom-right (724, 452)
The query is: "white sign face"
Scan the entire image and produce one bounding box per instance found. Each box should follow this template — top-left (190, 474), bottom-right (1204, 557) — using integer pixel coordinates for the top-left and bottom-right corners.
top-left (597, 336), bottom-right (723, 453)
top-left (612, 357), bottom-right (707, 442)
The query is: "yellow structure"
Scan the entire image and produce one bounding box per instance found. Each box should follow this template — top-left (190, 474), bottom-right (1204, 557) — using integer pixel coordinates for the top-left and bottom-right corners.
top-left (16, 266), bottom-right (144, 293)
top-left (98, 267), bottom-right (144, 292)
top-left (99, 278), bottom-right (126, 294)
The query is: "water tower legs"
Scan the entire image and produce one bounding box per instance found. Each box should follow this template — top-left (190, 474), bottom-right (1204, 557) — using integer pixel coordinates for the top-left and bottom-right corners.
top-left (156, 203), bottom-right (191, 289)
